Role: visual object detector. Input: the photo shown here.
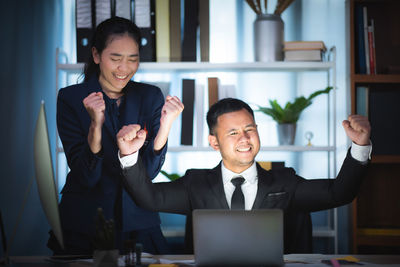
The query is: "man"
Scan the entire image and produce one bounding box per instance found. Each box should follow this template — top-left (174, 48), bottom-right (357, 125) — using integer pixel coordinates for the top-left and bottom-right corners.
top-left (116, 98), bottom-right (371, 253)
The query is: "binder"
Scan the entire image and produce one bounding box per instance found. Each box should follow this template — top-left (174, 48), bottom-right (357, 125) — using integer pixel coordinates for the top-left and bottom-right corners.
top-left (95, 0), bottom-right (112, 26)
top-left (169, 0), bottom-right (182, 61)
top-left (116, 0), bottom-right (132, 20)
top-left (155, 0), bottom-right (170, 62)
top-left (182, 0), bottom-right (198, 61)
top-left (181, 79), bottom-right (195, 146)
top-left (134, 0), bottom-right (156, 62)
top-left (76, 0), bottom-right (94, 63)
top-left (199, 0), bottom-right (209, 62)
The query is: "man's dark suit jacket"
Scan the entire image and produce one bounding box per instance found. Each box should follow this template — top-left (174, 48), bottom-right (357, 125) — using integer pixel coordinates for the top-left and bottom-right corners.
top-left (123, 150), bottom-right (367, 253)
top-left (56, 76), bottom-right (167, 252)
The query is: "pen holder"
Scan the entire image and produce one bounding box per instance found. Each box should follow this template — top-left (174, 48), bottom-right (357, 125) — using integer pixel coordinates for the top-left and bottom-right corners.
top-left (254, 14), bottom-right (284, 62)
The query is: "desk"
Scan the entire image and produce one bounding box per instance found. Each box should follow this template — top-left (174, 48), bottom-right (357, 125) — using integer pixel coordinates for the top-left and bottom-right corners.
top-left (8, 254), bottom-right (400, 266)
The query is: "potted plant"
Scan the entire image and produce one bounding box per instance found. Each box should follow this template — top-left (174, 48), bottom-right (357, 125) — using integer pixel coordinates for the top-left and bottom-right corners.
top-left (93, 208), bottom-right (119, 267)
top-left (255, 86), bottom-right (333, 145)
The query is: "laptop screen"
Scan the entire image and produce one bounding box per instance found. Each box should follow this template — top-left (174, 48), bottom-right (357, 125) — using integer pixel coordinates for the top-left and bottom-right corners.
top-left (192, 209), bottom-right (284, 266)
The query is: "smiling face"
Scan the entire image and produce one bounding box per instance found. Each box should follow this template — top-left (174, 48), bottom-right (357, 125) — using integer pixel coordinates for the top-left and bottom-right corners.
top-left (208, 108), bottom-right (260, 173)
top-left (92, 33), bottom-right (139, 98)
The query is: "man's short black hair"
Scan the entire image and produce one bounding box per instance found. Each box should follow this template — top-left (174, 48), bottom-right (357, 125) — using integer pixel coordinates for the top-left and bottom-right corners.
top-left (206, 98), bottom-right (255, 135)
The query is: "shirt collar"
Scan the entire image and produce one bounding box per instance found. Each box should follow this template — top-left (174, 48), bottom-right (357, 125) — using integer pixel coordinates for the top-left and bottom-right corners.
top-left (221, 161), bottom-right (258, 185)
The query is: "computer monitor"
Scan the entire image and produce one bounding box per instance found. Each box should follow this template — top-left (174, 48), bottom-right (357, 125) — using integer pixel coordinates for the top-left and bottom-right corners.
top-left (33, 101), bottom-right (64, 250)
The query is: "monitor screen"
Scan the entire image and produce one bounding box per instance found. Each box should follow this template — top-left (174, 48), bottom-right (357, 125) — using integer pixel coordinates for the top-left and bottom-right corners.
top-left (33, 101), bottom-right (64, 250)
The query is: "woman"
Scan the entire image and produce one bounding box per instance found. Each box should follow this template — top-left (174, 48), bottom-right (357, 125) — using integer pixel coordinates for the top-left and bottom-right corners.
top-left (50, 16), bottom-right (183, 254)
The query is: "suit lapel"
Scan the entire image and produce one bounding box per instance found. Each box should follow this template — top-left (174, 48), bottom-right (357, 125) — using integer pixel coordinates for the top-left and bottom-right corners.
top-left (207, 163), bottom-right (230, 209)
top-left (252, 164), bottom-right (275, 209)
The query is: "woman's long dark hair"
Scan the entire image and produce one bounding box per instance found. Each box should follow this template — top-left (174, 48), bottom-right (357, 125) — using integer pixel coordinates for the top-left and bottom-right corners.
top-left (83, 16), bottom-right (142, 82)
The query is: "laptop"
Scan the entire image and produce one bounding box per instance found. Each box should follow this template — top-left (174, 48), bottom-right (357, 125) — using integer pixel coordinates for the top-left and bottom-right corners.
top-left (192, 209), bottom-right (284, 267)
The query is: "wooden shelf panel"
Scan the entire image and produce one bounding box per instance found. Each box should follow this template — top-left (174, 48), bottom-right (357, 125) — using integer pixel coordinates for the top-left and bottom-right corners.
top-left (356, 234), bottom-right (400, 247)
top-left (372, 155), bottom-right (400, 163)
top-left (358, 228), bottom-right (400, 237)
top-left (352, 74), bottom-right (400, 84)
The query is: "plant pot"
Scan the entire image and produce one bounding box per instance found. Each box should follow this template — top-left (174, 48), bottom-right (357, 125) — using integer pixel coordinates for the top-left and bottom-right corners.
top-left (93, 249), bottom-right (119, 267)
top-left (254, 14), bottom-right (284, 62)
top-left (277, 123), bottom-right (296, 145)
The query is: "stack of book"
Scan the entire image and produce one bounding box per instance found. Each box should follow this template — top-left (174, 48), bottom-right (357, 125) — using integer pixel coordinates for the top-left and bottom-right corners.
top-left (355, 5), bottom-right (376, 74)
top-left (283, 41), bottom-right (326, 61)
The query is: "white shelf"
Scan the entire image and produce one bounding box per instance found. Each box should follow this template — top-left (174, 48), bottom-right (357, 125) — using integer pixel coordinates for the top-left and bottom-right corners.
top-left (55, 47), bottom-right (339, 253)
top-left (57, 61), bottom-right (334, 73)
top-left (313, 227), bottom-right (337, 237)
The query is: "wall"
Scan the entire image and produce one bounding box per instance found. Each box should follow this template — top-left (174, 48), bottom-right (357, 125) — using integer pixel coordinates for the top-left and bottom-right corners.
top-left (0, 0), bottom-right (62, 256)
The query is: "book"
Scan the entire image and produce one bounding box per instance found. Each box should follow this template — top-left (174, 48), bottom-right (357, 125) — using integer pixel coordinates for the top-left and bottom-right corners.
top-left (155, 0), bottom-right (170, 62)
top-left (181, 79), bottom-right (195, 145)
top-left (363, 6), bottom-right (370, 74)
top-left (134, 0), bottom-right (156, 62)
top-left (283, 41), bottom-right (326, 51)
top-left (355, 4), bottom-right (366, 74)
top-left (356, 86), bottom-right (369, 118)
top-left (169, 0), bottom-right (181, 62)
top-left (284, 50), bottom-right (324, 61)
top-left (199, 0), bottom-right (210, 62)
top-left (208, 77), bottom-right (219, 108)
top-left (367, 20), bottom-right (377, 74)
top-left (182, 0), bottom-right (198, 61)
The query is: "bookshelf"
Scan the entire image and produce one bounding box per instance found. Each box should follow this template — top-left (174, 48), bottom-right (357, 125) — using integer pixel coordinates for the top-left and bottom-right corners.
top-left (56, 47), bottom-right (339, 252)
top-left (349, 0), bottom-right (400, 254)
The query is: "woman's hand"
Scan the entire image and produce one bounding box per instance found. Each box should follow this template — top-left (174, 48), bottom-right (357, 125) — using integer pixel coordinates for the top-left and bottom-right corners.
top-left (83, 92), bottom-right (105, 127)
top-left (160, 96), bottom-right (184, 128)
top-left (83, 92), bottom-right (105, 154)
top-left (154, 96), bottom-right (184, 152)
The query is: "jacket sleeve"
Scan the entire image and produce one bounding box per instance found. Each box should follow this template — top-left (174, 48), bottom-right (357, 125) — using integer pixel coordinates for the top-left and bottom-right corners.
top-left (122, 156), bottom-right (191, 214)
top-left (139, 87), bottom-right (167, 179)
top-left (291, 149), bottom-right (368, 212)
top-left (57, 88), bottom-right (104, 189)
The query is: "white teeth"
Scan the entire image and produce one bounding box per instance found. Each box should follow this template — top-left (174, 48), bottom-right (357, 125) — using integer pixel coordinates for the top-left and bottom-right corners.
top-left (115, 74), bottom-right (128, 79)
top-left (237, 147), bottom-right (251, 152)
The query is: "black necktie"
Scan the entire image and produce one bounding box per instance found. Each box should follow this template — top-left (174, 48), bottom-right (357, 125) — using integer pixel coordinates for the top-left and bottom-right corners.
top-left (231, 176), bottom-right (245, 209)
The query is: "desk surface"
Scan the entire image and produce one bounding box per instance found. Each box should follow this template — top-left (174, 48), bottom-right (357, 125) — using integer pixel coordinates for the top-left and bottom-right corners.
top-left (8, 254), bottom-right (400, 266)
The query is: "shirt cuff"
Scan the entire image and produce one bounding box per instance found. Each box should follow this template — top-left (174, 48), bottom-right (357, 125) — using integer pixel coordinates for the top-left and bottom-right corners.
top-left (350, 142), bottom-right (372, 163)
top-left (118, 151), bottom-right (138, 169)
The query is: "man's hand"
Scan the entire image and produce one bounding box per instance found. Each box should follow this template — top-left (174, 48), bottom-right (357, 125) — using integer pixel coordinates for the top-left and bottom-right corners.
top-left (117, 125), bottom-right (147, 157)
top-left (83, 92), bottom-right (105, 127)
top-left (160, 95), bottom-right (184, 127)
top-left (342, 115), bottom-right (371, 146)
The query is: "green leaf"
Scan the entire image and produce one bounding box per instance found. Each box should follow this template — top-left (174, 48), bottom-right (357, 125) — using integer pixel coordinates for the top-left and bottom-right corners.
top-left (160, 170), bottom-right (181, 181)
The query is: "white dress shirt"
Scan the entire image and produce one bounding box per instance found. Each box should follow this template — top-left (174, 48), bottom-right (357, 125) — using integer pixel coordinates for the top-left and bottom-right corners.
top-left (221, 162), bottom-right (258, 210)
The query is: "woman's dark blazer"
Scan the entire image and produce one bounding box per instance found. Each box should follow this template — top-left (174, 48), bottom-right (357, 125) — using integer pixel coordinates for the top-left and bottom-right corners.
top-left (56, 76), bottom-right (167, 237)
